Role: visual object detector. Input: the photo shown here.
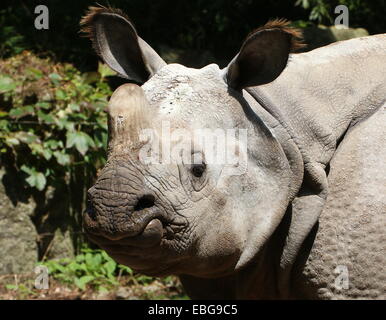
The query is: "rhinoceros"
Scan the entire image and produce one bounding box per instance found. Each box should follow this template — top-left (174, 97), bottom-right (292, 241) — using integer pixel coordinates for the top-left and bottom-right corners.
top-left (80, 6), bottom-right (386, 299)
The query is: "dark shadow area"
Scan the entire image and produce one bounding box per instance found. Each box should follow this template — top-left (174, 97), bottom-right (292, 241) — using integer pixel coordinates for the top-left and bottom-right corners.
top-left (0, 0), bottom-right (313, 70)
top-left (2, 0), bottom-right (384, 72)
top-left (291, 221), bottom-right (320, 299)
top-left (1, 153), bottom-right (31, 206)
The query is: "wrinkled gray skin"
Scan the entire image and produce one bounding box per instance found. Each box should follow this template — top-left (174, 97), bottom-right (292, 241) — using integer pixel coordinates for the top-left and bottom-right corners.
top-left (82, 8), bottom-right (386, 299)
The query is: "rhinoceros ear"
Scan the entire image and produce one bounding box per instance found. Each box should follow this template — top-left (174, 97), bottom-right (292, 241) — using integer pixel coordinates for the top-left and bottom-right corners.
top-left (80, 6), bottom-right (166, 84)
top-left (225, 19), bottom-right (304, 89)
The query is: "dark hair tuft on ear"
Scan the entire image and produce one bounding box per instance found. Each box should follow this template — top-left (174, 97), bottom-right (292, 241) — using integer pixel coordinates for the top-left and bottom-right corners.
top-left (79, 5), bottom-right (136, 56)
top-left (248, 18), bottom-right (306, 52)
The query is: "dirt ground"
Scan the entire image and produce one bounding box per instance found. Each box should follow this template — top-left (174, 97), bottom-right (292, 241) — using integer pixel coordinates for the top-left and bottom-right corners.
top-left (0, 273), bottom-right (187, 300)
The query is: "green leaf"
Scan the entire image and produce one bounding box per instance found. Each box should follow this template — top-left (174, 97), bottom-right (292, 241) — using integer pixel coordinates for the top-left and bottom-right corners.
top-left (75, 254), bottom-right (85, 263)
top-left (26, 171), bottom-right (46, 191)
top-left (74, 275), bottom-right (94, 290)
top-left (5, 284), bottom-right (18, 290)
top-left (9, 106), bottom-right (34, 118)
top-left (85, 252), bottom-right (102, 271)
top-left (92, 254), bottom-right (102, 267)
top-left (8, 108), bottom-right (24, 118)
top-left (26, 67), bottom-right (44, 79)
top-left (137, 275), bottom-right (153, 284)
top-left (37, 110), bottom-right (55, 123)
top-left (66, 131), bottom-right (92, 155)
top-left (35, 173), bottom-right (47, 191)
top-left (118, 265), bottom-right (133, 275)
top-left (36, 102), bottom-right (51, 110)
top-left (0, 120), bottom-right (9, 131)
top-left (65, 132), bottom-right (76, 149)
top-left (84, 132), bottom-right (96, 148)
top-left (103, 260), bottom-right (117, 275)
top-left (21, 165), bottom-right (34, 175)
top-left (54, 150), bottom-right (70, 166)
top-left (49, 73), bottom-right (62, 86)
top-left (0, 75), bottom-right (17, 92)
top-left (101, 251), bottom-right (110, 261)
top-left (45, 261), bottom-right (66, 274)
top-left (68, 261), bottom-right (82, 272)
top-left (55, 89), bottom-right (67, 100)
top-left (30, 143), bottom-right (52, 160)
top-left (22, 166), bottom-right (47, 190)
top-left (70, 112), bottom-right (87, 120)
top-left (15, 132), bottom-right (39, 144)
top-left (44, 139), bottom-right (62, 150)
top-left (5, 137), bottom-right (19, 146)
top-left (98, 286), bottom-right (109, 294)
top-left (68, 103), bottom-right (80, 112)
top-left (93, 130), bottom-right (108, 148)
top-left (56, 118), bottom-right (74, 131)
top-left (98, 62), bottom-right (116, 78)
top-left (78, 263), bottom-right (88, 273)
top-left (84, 252), bottom-right (93, 267)
top-left (43, 149), bottom-right (53, 160)
top-left (82, 72), bottom-right (100, 84)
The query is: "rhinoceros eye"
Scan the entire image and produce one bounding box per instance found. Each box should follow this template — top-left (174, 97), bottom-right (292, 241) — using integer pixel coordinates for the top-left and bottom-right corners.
top-left (191, 163), bottom-right (206, 178)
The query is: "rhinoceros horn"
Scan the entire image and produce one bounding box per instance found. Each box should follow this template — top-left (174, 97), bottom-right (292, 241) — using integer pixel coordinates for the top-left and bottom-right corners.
top-left (107, 83), bottom-right (151, 151)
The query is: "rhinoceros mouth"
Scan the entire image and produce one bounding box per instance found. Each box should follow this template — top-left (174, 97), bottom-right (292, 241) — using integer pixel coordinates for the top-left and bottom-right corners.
top-left (85, 216), bottom-right (188, 275)
top-left (86, 218), bottom-right (165, 249)
top-left (83, 203), bottom-right (175, 251)
top-left (83, 203), bottom-right (190, 274)
top-left (83, 202), bottom-right (166, 236)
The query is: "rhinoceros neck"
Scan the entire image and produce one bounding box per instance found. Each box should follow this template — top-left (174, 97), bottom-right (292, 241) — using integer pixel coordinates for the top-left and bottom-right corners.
top-left (247, 34), bottom-right (386, 169)
top-left (243, 35), bottom-right (386, 298)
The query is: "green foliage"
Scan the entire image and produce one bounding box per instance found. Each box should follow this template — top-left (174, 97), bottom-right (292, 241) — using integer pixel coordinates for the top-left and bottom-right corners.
top-left (0, 75), bottom-right (17, 92)
top-left (43, 248), bottom-right (132, 291)
top-left (295, 0), bottom-right (385, 27)
top-left (4, 283), bottom-right (34, 299)
top-left (0, 8), bottom-right (27, 58)
top-left (1, 249), bottom-right (187, 299)
top-left (296, 0), bottom-right (333, 23)
top-left (41, 248), bottom-right (188, 299)
top-left (0, 53), bottom-right (110, 193)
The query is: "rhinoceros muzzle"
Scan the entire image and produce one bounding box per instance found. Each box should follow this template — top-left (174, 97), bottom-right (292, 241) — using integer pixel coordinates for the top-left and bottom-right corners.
top-left (83, 201), bottom-right (166, 249)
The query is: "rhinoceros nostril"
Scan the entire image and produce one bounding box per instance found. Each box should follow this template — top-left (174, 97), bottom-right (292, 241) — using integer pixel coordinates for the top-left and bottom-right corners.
top-left (134, 194), bottom-right (155, 211)
top-left (86, 201), bottom-right (97, 221)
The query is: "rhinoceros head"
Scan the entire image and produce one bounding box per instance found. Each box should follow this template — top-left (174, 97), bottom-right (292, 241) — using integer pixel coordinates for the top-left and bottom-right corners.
top-left (81, 6), bottom-right (302, 277)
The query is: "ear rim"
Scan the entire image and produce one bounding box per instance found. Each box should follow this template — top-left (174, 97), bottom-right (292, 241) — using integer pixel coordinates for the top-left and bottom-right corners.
top-left (225, 19), bottom-right (305, 90)
top-left (80, 6), bottom-right (166, 83)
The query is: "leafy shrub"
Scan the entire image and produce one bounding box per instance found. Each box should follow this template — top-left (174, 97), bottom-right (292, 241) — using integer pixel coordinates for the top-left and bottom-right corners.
top-left (0, 51), bottom-right (111, 193)
top-left (2, 248), bottom-right (187, 299)
top-left (295, 0), bottom-right (386, 29)
top-left (43, 248), bottom-right (132, 292)
top-left (41, 248), bottom-right (187, 299)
